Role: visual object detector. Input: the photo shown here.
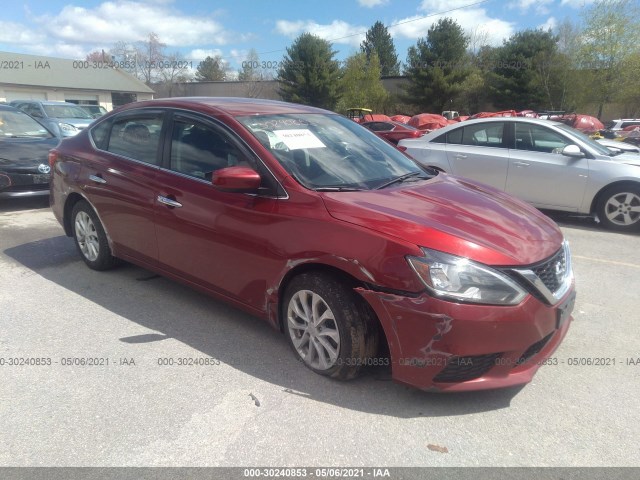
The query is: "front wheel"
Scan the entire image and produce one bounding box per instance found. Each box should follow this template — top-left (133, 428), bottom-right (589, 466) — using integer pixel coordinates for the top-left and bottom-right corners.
top-left (596, 185), bottom-right (640, 232)
top-left (71, 200), bottom-right (119, 270)
top-left (283, 273), bottom-right (378, 380)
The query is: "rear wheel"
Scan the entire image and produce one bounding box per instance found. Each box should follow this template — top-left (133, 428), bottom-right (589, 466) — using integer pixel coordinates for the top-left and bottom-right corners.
top-left (597, 185), bottom-right (640, 232)
top-left (71, 201), bottom-right (119, 270)
top-left (283, 273), bottom-right (378, 380)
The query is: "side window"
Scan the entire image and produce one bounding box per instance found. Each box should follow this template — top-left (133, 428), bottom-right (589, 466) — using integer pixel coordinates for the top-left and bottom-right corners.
top-left (170, 119), bottom-right (254, 180)
top-left (621, 122), bottom-right (640, 129)
top-left (461, 123), bottom-right (504, 147)
top-left (369, 122), bottom-right (392, 132)
top-left (106, 115), bottom-right (163, 165)
top-left (515, 123), bottom-right (571, 153)
top-left (446, 128), bottom-right (463, 144)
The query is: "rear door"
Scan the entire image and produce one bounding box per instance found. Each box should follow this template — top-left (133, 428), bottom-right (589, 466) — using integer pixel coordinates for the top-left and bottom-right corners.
top-left (506, 122), bottom-right (589, 210)
top-left (81, 110), bottom-right (165, 266)
top-left (444, 122), bottom-right (509, 190)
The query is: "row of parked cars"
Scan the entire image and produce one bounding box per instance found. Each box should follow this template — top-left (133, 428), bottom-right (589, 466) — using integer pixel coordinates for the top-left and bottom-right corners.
top-left (0, 100), bottom-right (110, 198)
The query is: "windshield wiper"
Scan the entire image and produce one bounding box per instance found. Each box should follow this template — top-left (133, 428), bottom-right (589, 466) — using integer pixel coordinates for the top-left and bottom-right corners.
top-left (375, 171), bottom-right (426, 190)
top-left (314, 186), bottom-right (367, 192)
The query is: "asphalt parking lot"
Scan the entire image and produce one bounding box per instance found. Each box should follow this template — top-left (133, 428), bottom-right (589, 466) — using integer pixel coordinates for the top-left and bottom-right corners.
top-left (0, 197), bottom-right (638, 468)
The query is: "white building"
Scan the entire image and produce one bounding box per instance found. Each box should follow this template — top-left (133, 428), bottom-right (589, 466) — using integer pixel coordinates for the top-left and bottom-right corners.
top-left (0, 51), bottom-right (154, 111)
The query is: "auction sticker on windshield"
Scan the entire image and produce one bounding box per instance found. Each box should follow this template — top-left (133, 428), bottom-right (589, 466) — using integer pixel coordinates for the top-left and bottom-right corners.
top-left (273, 129), bottom-right (326, 149)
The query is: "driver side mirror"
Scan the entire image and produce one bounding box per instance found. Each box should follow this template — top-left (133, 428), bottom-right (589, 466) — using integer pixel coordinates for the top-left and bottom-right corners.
top-left (562, 144), bottom-right (585, 158)
top-left (212, 166), bottom-right (261, 193)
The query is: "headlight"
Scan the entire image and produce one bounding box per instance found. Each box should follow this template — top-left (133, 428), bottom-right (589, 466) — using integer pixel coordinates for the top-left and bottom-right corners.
top-left (407, 248), bottom-right (527, 305)
top-left (59, 123), bottom-right (78, 133)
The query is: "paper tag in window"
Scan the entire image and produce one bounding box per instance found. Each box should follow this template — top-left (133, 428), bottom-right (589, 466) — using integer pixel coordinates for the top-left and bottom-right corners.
top-left (273, 129), bottom-right (326, 150)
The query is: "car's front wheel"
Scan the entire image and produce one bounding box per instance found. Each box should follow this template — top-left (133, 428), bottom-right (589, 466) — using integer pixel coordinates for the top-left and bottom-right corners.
top-left (71, 200), bottom-right (119, 270)
top-left (283, 273), bottom-right (379, 380)
top-left (597, 185), bottom-right (640, 232)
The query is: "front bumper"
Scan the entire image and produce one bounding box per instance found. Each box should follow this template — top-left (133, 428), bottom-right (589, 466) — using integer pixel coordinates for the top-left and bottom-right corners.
top-left (357, 284), bottom-right (575, 392)
top-left (0, 171), bottom-right (50, 198)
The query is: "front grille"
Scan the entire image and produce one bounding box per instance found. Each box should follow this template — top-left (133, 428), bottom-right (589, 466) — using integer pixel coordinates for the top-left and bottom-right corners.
top-left (433, 353), bottom-right (502, 383)
top-left (507, 242), bottom-right (572, 305)
top-left (532, 248), bottom-right (566, 293)
top-left (516, 332), bottom-right (553, 366)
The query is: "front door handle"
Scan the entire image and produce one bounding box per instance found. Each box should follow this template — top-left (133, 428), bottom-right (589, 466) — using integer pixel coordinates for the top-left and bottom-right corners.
top-left (88, 174), bottom-right (106, 184)
top-left (513, 161), bottom-right (530, 167)
top-left (455, 154), bottom-right (467, 159)
top-left (157, 195), bottom-right (182, 208)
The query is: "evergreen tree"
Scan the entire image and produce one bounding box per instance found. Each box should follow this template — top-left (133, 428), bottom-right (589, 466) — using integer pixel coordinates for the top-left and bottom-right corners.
top-left (195, 55), bottom-right (228, 81)
top-left (360, 21), bottom-right (400, 76)
top-left (404, 18), bottom-right (470, 112)
top-left (277, 33), bottom-right (341, 109)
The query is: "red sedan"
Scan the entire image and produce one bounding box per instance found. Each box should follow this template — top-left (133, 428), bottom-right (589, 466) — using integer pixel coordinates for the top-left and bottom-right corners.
top-left (49, 97), bottom-right (575, 392)
top-left (361, 120), bottom-right (424, 144)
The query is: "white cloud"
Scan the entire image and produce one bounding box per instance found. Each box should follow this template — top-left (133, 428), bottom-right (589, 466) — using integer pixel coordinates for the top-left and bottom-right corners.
top-left (560, 0), bottom-right (596, 7)
top-left (0, 21), bottom-right (46, 45)
top-left (31, 1), bottom-right (231, 47)
top-left (389, 6), bottom-right (515, 46)
top-left (357, 0), bottom-right (389, 7)
top-left (275, 19), bottom-right (367, 47)
top-left (508, 0), bottom-right (554, 15)
top-left (188, 49), bottom-right (224, 61)
top-left (538, 16), bottom-right (558, 31)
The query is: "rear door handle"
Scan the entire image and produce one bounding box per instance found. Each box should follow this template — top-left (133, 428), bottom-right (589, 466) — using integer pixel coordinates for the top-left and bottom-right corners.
top-left (157, 195), bottom-right (182, 208)
top-left (88, 174), bottom-right (106, 184)
top-left (513, 161), bottom-right (530, 167)
top-left (455, 154), bottom-right (467, 159)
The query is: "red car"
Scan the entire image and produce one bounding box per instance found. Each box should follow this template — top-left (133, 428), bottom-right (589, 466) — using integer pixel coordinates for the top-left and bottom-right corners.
top-left (49, 98), bottom-right (575, 392)
top-left (362, 120), bottom-right (424, 144)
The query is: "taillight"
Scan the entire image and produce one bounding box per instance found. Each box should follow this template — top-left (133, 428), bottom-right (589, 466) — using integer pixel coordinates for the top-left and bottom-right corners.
top-left (48, 150), bottom-right (58, 168)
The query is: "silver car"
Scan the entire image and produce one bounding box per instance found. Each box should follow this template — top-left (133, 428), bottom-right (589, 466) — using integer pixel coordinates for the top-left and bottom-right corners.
top-left (399, 117), bottom-right (640, 232)
top-left (9, 100), bottom-right (94, 138)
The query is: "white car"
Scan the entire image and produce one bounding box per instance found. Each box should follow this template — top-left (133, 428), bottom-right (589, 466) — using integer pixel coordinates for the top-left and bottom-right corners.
top-left (597, 138), bottom-right (640, 155)
top-left (399, 117), bottom-right (640, 232)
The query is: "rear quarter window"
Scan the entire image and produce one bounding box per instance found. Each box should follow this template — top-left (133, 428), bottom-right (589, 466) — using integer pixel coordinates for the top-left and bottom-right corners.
top-left (90, 120), bottom-right (111, 150)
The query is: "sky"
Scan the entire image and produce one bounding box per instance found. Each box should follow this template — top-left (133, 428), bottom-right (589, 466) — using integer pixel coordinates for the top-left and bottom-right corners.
top-left (0, 0), bottom-right (596, 74)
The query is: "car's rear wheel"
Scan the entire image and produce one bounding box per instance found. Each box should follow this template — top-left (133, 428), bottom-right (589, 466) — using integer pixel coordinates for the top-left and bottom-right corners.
top-left (283, 273), bottom-right (378, 380)
top-left (71, 201), bottom-right (119, 270)
top-left (597, 185), bottom-right (640, 232)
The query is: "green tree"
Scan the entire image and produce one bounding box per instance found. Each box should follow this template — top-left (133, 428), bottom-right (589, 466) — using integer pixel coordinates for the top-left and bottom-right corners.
top-left (577, 0), bottom-right (640, 118)
top-left (360, 21), bottom-right (400, 76)
top-left (277, 33), bottom-right (341, 109)
top-left (487, 29), bottom-right (561, 111)
top-left (404, 18), bottom-right (470, 112)
top-left (195, 55), bottom-right (228, 81)
top-left (336, 52), bottom-right (389, 112)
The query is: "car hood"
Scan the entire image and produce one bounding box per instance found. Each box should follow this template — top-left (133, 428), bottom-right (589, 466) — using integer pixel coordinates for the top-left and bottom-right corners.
top-left (321, 174), bottom-right (563, 266)
top-left (0, 137), bottom-right (59, 170)
top-left (607, 152), bottom-right (640, 166)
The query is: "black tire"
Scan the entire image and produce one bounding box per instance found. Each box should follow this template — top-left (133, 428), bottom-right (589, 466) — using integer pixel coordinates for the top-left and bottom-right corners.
top-left (596, 184), bottom-right (640, 232)
top-left (71, 200), bottom-right (119, 270)
top-left (283, 273), bottom-right (379, 380)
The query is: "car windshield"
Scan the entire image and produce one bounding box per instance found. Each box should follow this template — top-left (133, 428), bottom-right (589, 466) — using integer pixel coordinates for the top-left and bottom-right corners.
top-left (237, 113), bottom-right (434, 190)
top-left (43, 104), bottom-right (93, 119)
top-left (0, 110), bottom-right (53, 138)
top-left (556, 123), bottom-right (613, 156)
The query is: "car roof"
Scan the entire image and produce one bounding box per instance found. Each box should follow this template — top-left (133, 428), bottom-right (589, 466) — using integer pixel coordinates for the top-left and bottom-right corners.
top-left (11, 100), bottom-right (79, 106)
top-left (0, 105), bottom-right (21, 112)
top-left (114, 97), bottom-right (334, 117)
top-left (420, 116), bottom-right (564, 139)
